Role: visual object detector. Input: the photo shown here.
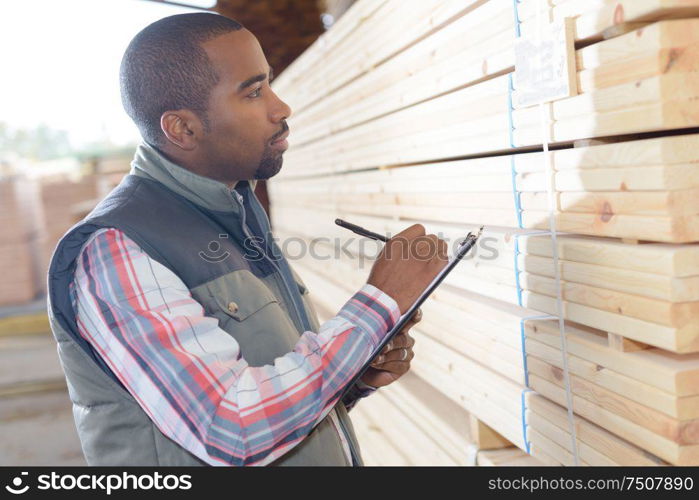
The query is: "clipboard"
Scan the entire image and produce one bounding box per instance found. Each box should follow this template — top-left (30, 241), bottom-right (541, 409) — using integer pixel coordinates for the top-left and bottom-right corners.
top-left (338, 226), bottom-right (484, 401)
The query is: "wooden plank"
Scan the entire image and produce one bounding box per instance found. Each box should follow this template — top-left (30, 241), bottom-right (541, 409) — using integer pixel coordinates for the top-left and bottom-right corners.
top-left (353, 389), bottom-right (460, 465)
top-left (288, 1), bottom-right (515, 146)
top-left (273, 205), bottom-right (699, 308)
top-left (528, 428), bottom-right (591, 466)
top-left (515, 96), bottom-right (699, 146)
top-left (350, 405), bottom-right (413, 466)
top-left (526, 333), bottom-right (699, 420)
top-left (535, 0), bottom-right (699, 43)
top-left (278, 195), bottom-right (699, 243)
top-left (274, 218), bottom-right (699, 349)
top-left (608, 333), bottom-right (652, 352)
top-left (526, 211), bottom-right (699, 243)
top-left (517, 253), bottom-right (699, 302)
top-left (376, 374), bottom-right (477, 464)
top-left (276, 0), bottom-right (484, 116)
top-left (281, 2), bottom-right (699, 141)
top-left (292, 238), bottom-right (697, 418)
top-left (271, 197), bottom-right (699, 277)
top-left (528, 391), bottom-right (666, 465)
top-left (477, 447), bottom-right (546, 466)
top-left (531, 373), bottom-right (699, 464)
top-left (528, 413), bottom-right (620, 465)
top-left (525, 319), bottom-right (699, 397)
top-left (558, 189), bottom-right (699, 217)
top-left (273, 182), bottom-right (699, 218)
top-left (527, 355), bottom-right (699, 445)
top-left (280, 20), bottom-right (699, 177)
top-left (470, 415), bottom-right (514, 450)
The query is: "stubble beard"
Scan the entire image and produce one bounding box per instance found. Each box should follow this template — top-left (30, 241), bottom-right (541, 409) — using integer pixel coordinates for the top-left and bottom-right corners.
top-left (253, 146), bottom-right (284, 180)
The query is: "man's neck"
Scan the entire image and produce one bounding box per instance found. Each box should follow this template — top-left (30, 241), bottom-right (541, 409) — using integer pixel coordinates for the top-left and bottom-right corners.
top-left (155, 143), bottom-right (238, 189)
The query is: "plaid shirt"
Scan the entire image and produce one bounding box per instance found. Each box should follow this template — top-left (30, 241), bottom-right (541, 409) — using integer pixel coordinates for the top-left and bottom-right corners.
top-left (69, 227), bottom-right (400, 466)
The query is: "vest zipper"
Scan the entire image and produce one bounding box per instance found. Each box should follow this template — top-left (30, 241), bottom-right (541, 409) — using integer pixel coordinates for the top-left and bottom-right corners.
top-left (231, 188), bottom-right (359, 466)
top-left (245, 188), bottom-right (316, 333)
top-left (335, 412), bottom-right (360, 466)
top-left (230, 190), bottom-right (306, 331)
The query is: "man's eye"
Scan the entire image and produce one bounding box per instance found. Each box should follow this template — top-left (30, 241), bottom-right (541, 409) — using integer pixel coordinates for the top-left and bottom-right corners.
top-left (248, 87), bottom-right (262, 98)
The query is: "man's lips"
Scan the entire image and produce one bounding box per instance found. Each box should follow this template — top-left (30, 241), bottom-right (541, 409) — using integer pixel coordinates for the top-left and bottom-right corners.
top-left (270, 130), bottom-right (289, 144)
top-left (270, 130), bottom-right (289, 151)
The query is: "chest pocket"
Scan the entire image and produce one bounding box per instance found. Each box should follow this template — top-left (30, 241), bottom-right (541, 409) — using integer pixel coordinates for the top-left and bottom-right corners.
top-left (199, 269), bottom-right (301, 367)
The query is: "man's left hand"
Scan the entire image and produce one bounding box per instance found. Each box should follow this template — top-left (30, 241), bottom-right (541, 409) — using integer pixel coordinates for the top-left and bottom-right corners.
top-left (360, 308), bottom-right (421, 388)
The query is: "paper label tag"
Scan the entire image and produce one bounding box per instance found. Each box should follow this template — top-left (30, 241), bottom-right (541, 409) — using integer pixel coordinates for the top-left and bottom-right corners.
top-left (513, 17), bottom-right (577, 108)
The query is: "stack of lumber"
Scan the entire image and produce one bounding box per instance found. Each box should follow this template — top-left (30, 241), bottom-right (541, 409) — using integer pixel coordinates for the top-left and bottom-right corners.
top-left (287, 234), bottom-right (683, 465)
top-left (37, 175), bottom-right (99, 286)
top-left (272, 215), bottom-right (699, 353)
top-left (0, 177), bottom-right (43, 307)
top-left (271, 134), bottom-right (699, 242)
top-left (270, 0), bottom-right (699, 465)
top-left (94, 153), bottom-right (133, 197)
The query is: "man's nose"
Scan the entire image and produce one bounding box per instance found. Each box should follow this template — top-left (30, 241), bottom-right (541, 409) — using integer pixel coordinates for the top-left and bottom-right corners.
top-left (272, 93), bottom-right (292, 122)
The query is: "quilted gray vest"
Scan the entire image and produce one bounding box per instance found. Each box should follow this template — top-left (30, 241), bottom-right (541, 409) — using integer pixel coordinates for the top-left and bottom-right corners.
top-left (46, 142), bottom-right (363, 466)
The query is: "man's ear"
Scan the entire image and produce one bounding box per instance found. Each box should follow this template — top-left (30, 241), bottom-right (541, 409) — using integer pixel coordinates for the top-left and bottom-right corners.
top-left (160, 110), bottom-right (202, 151)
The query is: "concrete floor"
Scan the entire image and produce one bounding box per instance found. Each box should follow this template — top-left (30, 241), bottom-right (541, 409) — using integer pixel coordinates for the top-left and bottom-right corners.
top-left (0, 332), bottom-right (85, 466)
top-left (0, 390), bottom-right (85, 466)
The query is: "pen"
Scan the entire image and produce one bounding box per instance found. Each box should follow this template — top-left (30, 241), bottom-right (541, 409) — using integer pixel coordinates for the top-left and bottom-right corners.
top-left (332, 223), bottom-right (484, 405)
top-left (335, 218), bottom-right (390, 242)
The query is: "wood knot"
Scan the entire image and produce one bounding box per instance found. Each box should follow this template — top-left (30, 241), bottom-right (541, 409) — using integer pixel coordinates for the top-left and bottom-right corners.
top-left (600, 202), bottom-right (614, 222)
top-left (551, 366), bottom-right (564, 381)
top-left (664, 48), bottom-right (682, 73)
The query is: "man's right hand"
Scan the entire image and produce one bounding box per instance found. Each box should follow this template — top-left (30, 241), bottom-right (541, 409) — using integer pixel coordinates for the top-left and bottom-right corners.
top-left (367, 224), bottom-right (449, 314)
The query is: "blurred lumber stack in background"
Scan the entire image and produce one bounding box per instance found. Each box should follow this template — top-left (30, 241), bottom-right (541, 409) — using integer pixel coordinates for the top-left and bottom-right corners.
top-left (0, 153), bottom-right (132, 308)
top-left (270, 0), bottom-right (699, 465)
top-left (0, 176), bottom-right (43, 306)
top-left (36, 175), bottom-right (100, 291)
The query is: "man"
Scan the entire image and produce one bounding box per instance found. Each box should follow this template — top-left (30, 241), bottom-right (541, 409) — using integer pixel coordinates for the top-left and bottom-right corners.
top-left (47, 13), bottom-right (447, 466)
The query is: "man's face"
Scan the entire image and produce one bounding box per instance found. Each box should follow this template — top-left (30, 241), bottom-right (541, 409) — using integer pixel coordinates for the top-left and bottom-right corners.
top-left (198, 29), bottom-right (291, 183)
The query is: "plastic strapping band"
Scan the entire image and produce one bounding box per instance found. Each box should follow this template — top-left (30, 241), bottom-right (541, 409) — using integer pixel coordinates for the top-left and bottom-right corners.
top-left (513, 233), bottom-right (523, 306)
top-left (512, 0), bottom-right (521, 38)
top-left (533, 0), bottom-right (581, 465)
top-left (508, 76), bottom-right (524, 230)
top-left (509, 0), bottom-right (523, 229)
top-left (520, 314), bottom-right (555, 388)
top-left (520, 388), bottom-right (532, 454)
top-left (513, 1), bottom-right (535, 456)
top-left (513, 231), bottom-right (552, 306)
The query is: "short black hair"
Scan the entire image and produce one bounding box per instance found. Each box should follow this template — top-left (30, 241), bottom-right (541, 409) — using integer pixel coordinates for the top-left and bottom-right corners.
top-left (120, 13), bottom-right (244, 147)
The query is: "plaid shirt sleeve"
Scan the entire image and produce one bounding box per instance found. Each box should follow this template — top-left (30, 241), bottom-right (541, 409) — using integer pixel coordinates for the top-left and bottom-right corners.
top-left (69, 228), bottom-right (400, 466)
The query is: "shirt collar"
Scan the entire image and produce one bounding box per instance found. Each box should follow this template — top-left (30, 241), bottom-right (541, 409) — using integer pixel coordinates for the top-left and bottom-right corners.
top-left (129, 141), bottom-right (255, 213)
